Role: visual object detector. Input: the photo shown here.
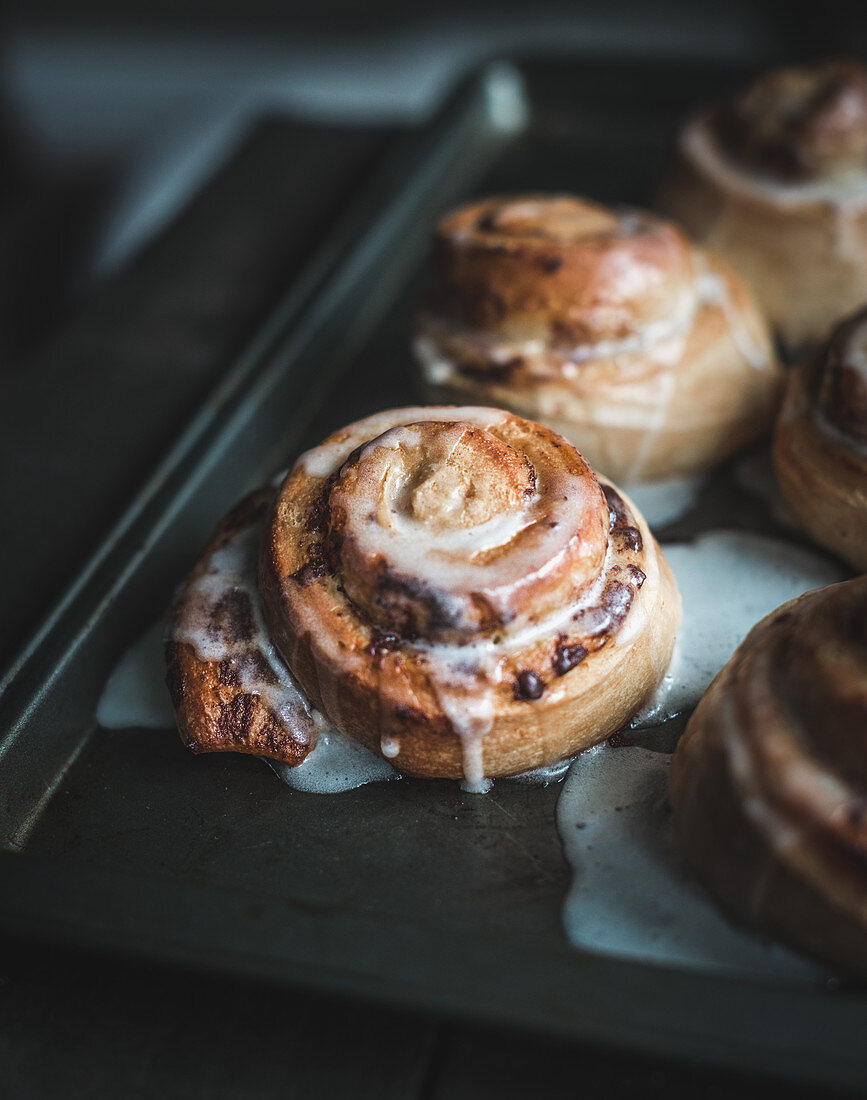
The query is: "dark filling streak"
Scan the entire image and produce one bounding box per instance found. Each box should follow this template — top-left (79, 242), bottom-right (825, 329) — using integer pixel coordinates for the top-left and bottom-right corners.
top-left (604, 484), bottom-right (629, 530)
top-left (211, 589), bottom-right (257, 646)
top-left (603, 484), bottom-right (644, 553)
top-left (572, 579), bottom-right (636, 640)
top-left (553, 637), bottom-right (588, 677)
top-left (222, 693), bottom-right (257, 743)
top-left (627, 565), bottom-right (647, 588)
top-left (374, 571), bottom-right (459, 636)
top-left (514, 669), bottom-right (545, 701)
top-left (714, 61), bottom-right (867, 181)
top-left (290, 550), bottom-right (327, 586)
top-left (292, 475), bottom-right (338, 585)
top-left (817, 309), bottom-right (867, 448)
top-left (366, 629), bottom-right (402, 657)
top-left (619, 526), bottom-right (643, 552)
top-left (536, 254), bottom-right (563, 273)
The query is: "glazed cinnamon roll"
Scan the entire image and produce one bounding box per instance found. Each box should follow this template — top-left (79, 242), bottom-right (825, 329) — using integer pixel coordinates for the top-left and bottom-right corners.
top-left (661, 58), bottom-right (867, 349)
top-left (414, 196), bottom-right (780, 484)
top-left (774, 305), bottom-right (867, 571)
top-left (167, 406), bottom-right (681, 787)
top-left (671, 577), bottom-right (867, 975)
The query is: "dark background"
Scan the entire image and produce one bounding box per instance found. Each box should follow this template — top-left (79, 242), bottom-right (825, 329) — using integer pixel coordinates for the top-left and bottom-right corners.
top-left (2, 4), bottom-right (866, 1096)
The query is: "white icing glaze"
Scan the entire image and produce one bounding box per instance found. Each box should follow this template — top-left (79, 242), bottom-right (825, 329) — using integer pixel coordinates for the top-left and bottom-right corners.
top-left (100, 511), bottom-right (398, 794)
top-left (633, 531), bottom-right (846, 728)
top-left (96, 619), bottom-right (176, 730)
top-left (694, 258), bottom-right (768, 371)
top-left (683, 114), bottom-right (867, 208)
top-left (622, 474), bottom-right (706, 529)
top-left (171, 521), bottom-right (317, 746)
top-left (621, 369), bottom-right (677, 483)
top-left (507, 756), bottom-right (574, 786)
top-left (95, 609), bottom-right (575, 793)
top-left (334, 419), bottom-right (600, 631)
top-left (556, 743), bottom-right (825, 978)
top-left (269, 715), bottom-right (396, 794)
top-left (298, 405), bottom-right (508, 478)
top-left (287, 409), bottom-right (653, 789)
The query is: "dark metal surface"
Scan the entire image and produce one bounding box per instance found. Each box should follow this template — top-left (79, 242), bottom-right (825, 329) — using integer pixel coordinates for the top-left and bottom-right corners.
top-left (1, 57), bottom-right (864, 1090)
top-left (0, 117), bottom-right (392, 673)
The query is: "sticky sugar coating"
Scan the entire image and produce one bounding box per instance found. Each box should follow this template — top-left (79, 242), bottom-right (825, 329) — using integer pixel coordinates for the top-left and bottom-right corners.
top-left (672, 577), bottom-right (867, 976)
top-left (416, 195), bottom-right (780, 483)
top-left (774, 305), bottom-right (867, 571)
top-left (660, 60), bottom-right (867, 349)
top-left (259, 405), bottom-right (681, 787)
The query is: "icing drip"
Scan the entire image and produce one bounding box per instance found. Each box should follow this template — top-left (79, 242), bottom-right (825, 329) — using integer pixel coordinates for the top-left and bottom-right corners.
top-left (283, 408), bottom-right (648, 789)
top-left (97, 613), bottom-right (397, 792)
top-left (96, 609), bottom-right (575, 793)
top-left (172, 522), bottom-right (317, 746)
top-left (556, 743), bottom-right (825, 978)
top-left (97, 620), bottom-right (177, 730)
top-left (694, 259), bottom-right (769, 371)
top-left (299, 405), bottom-right (508, 478)
top-left (632, 531), bottom-right (845, 728)
top-left (683, 114), bottom-right (867, 208)
top-left (269, 715), bottom-right (396, 794)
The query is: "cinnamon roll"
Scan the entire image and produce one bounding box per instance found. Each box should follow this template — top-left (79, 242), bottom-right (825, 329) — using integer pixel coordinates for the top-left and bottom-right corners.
top-left (414, 196), bottom-right (780, 484)
top-left (773, 305), bottom-right (867, 571)
top-left (167, 406), bottom-right (681, 788)
top-left (661, 58), bottom-right (867, 349)
top-left (671, 577), bottom-right (867, 975)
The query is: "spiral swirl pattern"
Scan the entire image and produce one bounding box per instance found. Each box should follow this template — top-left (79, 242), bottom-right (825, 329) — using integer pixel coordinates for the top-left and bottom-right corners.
top-left (672, 578), bottom-right (867, 974)
top-left (774, 306), bottom-right (867, 571)
top-left (260, 406), bottom-right (680, 785)
top-left (716, 59), bottom-right (867, 182)
top-left (416, 195), bottom-right (778, 483)
top-left (661, 60), bottom-right (867, 348)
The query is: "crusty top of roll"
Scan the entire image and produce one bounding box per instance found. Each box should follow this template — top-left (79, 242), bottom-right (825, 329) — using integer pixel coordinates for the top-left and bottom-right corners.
top-left (720, 579), bottom-right (867, 857)
top-left (264, 407), bottom-right (639, 650)
top-left (434, 195), bottom-right (698, 346)
top-left (815, 306), bottom-right (867, 449)
top-left (714, 58), bottom-right (867, 181)
top-left (324, 415), bottom-right (609, 642)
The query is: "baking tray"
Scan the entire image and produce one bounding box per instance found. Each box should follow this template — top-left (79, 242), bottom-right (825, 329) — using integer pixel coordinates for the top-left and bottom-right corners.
top-left (1, 56), bottom-right (864, 1091)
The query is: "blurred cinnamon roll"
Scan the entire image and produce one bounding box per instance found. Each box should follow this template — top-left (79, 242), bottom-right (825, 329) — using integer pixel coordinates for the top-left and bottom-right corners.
top-left (414, 196), bottom-right (780, 484)
top-left (774, 305), bottom-right (867, 571)
top-left (168, 406), bottom-right (681, 787)
top-left (671, 577), bottom-right (867, 975)
top-left (661, 59), bottom-right (867, 349)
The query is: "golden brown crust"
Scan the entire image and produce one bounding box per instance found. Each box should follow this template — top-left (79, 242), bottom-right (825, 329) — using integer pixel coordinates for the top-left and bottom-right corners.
top-left (660, 61), bottom-right (867, 349)
top-left (435, 195), bottom-right (696, 344)
top-left (259, 406), bottom-right (681, 780)
top-left (165, 488), bottom-right (313, 766)
top-left (773, 310), bottom-right (867, 571)
top-left (417, 195), bottom-right (780, 483)
top-left (717, 58), bottom-right (867, 182)
top-left (671, 579), bottom-right (867, 975)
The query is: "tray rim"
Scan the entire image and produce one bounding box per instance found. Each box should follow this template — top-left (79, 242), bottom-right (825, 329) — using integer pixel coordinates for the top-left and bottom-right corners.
top-left (1, 55), bottom-right (864, 1089)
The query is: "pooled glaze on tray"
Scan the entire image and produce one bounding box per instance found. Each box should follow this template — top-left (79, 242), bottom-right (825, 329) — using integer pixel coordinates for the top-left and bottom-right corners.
top-left (632, 530), bottom-right (845, 728)
top-left (557, 742), bottom-right (826, 979)
top-left (263, 406), bottom-right (666, 789)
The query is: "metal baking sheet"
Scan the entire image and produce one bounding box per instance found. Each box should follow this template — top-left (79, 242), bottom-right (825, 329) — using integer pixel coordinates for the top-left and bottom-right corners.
top-left (1, 57), bottom-right (864, 1091)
